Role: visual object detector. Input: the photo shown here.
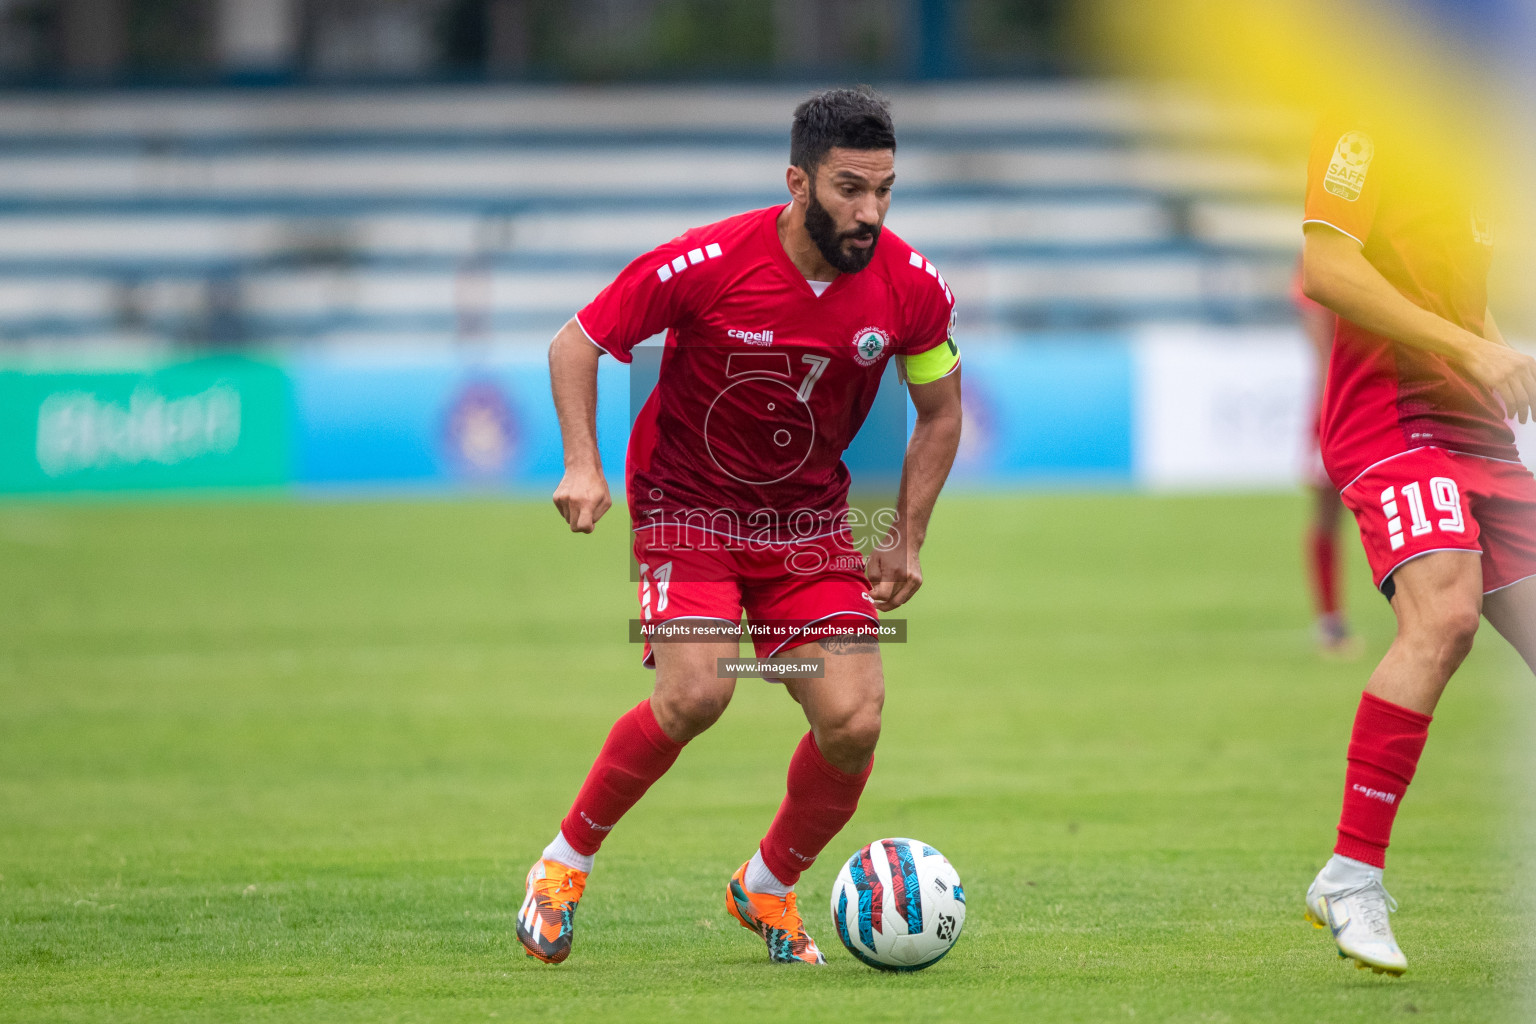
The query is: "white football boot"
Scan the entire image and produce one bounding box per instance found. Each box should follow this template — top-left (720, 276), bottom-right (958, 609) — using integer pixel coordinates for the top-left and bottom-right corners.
top-left (1305, 858), bottom-right (1407, 975)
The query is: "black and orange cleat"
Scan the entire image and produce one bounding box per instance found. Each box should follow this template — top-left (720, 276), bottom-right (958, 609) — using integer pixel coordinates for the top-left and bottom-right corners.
top-left (725, 861), bottom-right (826, 965)
top-left (517, 859), bottom-right (588, 964)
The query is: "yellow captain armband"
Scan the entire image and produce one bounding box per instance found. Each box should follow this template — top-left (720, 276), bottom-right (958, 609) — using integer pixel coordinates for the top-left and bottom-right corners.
top-left (900, 336), bottom-right (960, 385)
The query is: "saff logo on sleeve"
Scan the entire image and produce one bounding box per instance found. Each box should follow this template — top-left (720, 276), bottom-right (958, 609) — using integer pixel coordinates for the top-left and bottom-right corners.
top-left (1325, 131), bottom-right (1374, 202)
top-left (852, 326), bottom-right (890, 367)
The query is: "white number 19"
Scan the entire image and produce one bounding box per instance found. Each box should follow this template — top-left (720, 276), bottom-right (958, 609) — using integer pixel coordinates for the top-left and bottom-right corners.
top-left (1384, 476), bottom-right (1463, 552)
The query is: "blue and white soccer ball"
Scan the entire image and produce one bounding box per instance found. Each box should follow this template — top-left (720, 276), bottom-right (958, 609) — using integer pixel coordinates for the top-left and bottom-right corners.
top-left (830, 837), bottom-right (965, 971)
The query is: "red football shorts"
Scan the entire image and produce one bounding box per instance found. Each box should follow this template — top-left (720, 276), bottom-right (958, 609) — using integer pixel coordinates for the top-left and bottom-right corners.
top-left (632, 524), bottom-right (878, 667)
top-left (1339, 447), bottom-right (1536, 595)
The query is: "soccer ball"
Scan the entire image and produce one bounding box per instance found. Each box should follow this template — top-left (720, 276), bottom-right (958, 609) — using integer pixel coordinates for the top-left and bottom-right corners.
top-left (829, 838), bottom-right (965, 971)
top-left (1336, 130), bottom-right (1374, 168)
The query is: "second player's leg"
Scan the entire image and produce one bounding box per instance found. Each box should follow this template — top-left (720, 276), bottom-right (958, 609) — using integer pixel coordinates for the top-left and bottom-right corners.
top-left (1306, 549), bottom-right (1485, 975)
top-left (1482, 575), bottom-right (1536, 674)
top-left (1369, 550), bottom-right (1484, 715)
top-left (1332, 550), bottom-right (1483, 873)
top-left (1309, 482), bottom-right (1359, 655)
top-left (1314, 481), bottom-right (1345, 534)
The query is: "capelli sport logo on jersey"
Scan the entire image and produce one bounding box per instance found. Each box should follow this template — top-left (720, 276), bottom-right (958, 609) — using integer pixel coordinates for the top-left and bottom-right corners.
top-left (727, 328), bottom-right (774, 346)
top-left (1325, 131), bottom-right (1374, 202)
top-left (851, 326), bottom-right (890, 367)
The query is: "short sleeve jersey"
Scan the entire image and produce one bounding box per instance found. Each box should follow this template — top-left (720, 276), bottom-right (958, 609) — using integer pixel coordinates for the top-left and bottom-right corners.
top-left (1302, 114), bottom-right (1514, 487)
top-left (577, 204), bottom-right (955, 537)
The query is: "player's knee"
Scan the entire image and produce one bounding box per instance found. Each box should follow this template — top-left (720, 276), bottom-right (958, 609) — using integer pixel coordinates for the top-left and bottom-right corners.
top-left (1433, 603), bottom-right (1481, 662)
top-left (817, 708), bottom-right (881, 769)
top-left (1408, 601), bottom-right (1481, 672)
top-left (652, 683), bottom-right (731, 739)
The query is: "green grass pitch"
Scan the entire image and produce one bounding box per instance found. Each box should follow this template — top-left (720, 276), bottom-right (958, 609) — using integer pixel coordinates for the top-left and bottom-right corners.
top-left (1, 493), bottom-right (1531, 1022)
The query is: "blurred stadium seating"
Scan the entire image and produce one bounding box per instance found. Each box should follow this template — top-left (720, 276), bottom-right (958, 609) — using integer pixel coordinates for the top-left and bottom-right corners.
top-left (0, 82), bottom-right (1307, 351)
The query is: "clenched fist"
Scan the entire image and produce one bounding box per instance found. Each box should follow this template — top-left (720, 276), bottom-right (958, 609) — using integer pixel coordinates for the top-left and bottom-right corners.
top-left (553, 465), bottom-right (612, 533)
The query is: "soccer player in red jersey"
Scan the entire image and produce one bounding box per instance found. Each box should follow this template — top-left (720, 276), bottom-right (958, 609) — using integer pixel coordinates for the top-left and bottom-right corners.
top-left (1299, 114), bottom-right (1536, 974)
top-left (1292, 264), bottom-right (1361, 657)
top-left (517, 88), bottom-right (963, 966)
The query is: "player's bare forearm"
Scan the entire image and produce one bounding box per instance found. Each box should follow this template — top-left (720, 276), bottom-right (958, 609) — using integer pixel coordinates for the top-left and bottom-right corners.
top-left (1302, 225), bottom-right (1477, 359)
top-left (1303, 225), bottom-right (1536, 420)
top-left (1485, 309), bottom-right (1508, 347)
top-left (896, 370), bottom-right (963, 549)
top-left (867, 370), bottom-right (961, 612)
top-left (548, 320), bottom-right (612, 533)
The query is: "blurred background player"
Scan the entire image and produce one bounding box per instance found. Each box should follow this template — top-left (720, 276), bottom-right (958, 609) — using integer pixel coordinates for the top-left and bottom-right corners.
top-left (1299, 112), bottom-right (1536, 976)
top-left (518, 88), bottom-right (963, 966)
top-left (1292, 262), bottom-right (1361, 658)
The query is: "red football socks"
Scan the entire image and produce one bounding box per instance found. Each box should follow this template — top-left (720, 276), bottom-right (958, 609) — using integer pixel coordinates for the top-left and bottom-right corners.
top-left (759, 731), bottom-right (872, 885)
top-left (559, 698), bottom-right (685, 856)
top-left (1334, 692), bottom-right (1432, 868)
top-left (1308, 526), bottom-right (1341, 617)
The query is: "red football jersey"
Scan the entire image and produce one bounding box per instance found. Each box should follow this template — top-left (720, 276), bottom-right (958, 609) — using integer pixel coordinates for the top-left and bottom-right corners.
top-left (576, 204), bottom-right (954, 539)
top-left (1302, 114), bottom-right (1515, 489)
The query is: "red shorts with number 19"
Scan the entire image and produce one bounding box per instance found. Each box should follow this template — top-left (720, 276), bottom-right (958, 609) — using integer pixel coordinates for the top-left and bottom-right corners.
top-left (1340, 447), bottom-right (1536, 595)
top-left (633, 526), bottom-right (877, 667)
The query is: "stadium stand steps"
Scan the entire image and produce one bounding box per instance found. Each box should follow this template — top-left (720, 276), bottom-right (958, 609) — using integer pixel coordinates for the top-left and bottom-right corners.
top-left (0, 84), bottom-right (1306, 347)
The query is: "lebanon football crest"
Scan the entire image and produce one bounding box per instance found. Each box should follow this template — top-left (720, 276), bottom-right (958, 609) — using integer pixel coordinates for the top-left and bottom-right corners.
top-left (852, 326), bottom-right (890, 367)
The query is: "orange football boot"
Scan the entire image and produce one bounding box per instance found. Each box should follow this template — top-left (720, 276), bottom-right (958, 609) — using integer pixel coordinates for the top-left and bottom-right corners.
top-left (725, 861), bottom-right (826, 964)
top-left (517, 859), bottom-right (588, 964)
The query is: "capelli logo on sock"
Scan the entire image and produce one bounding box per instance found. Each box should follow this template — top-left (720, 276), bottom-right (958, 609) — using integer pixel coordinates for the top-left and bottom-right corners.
top-left (1352, 784), bottom-right (1397, 805)
top-left (580, 811), bottom-right (614, 832)
top-left (787, 847), bottom-right (814, 864)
